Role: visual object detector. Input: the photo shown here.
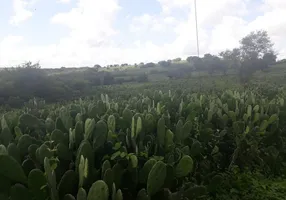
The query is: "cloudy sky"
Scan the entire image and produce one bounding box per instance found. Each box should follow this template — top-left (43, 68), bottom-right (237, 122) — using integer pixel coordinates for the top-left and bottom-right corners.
top-left (0, 0), bottom-right (285, 68)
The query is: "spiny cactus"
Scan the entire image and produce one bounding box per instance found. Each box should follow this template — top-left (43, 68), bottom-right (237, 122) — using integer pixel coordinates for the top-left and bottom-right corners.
top-left (84, 118), bottom-right (95, 141)
top-left (175, 155), bottom-right (194, 178)
top-left (58, 170), bottom-right (78, 199)
top-left (93, 120), bottom-right (107, 151)
top-left (17, 134), bottom-right (33, 157)
top-left (107, 115), bottom-right (116, 133)
top-left (36, 144), bottom-right (53, 164)
top-left (87, 180), bottom-right (109, 200)
top-left (77, 188), bottom-right (87, 200)
top-left (0, 127), bottom-right (13, 147)
top-left (190, 141), bottom-right (202, 157)
top-left (64, 194), bottom-right (76, 200)
top-left (10, 183), bottom-right (31, 200)
top-left (103, 168), bottom-right (113, 194)
top-left (28, 169), bottom-right (48, 200)
top-left (175, 120), bottom-right (183, 143)
top-left (147, 161), bottom-right (166, 196)
top-left (157, 117), bottom-right (165, 147)
top-left (0, 144), bottom-right (7, 155)
top-left (0, 154), bottom-right (27, 184)
top-left (74, 121), bottom-right (84, 148)
top-left (46, 118), bottom-right (55, 134)
top-left (57, 143), bottom-right (72, 160)
top-left (75, 140), bottom-right (93, 177)
top-left (101, 160), bottom-right (111, 179)
top-left (78, 155), bottom-right (88, 188)
top-left (51, 129), bottom-right (65, 145)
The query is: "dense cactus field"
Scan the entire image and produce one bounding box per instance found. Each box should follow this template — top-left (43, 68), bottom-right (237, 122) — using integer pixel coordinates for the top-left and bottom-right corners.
top-left (1, 86), bottom-right (286, 200)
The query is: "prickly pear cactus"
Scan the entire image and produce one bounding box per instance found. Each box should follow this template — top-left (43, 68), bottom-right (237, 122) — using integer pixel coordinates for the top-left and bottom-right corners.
top-left (57, 143), bottom-right (72, 160)
top-left (137, 188), bottom-right (149, 200)
top-left (75, 140), bottom-right (93, 176)
top-left (84, 118), bottom-right (95, 140)
top-left (58, 170), bottom-right (78, 199)
top-left (93, 120), bottom-right (107, 151)
top-left (36, 144), bottom-right (53, 164)
top-left (0, 127), bottom-right (13, 147)
top-left (18, 113), bottom-right (44, 130)
top-left (190, 141), bottom-right (202, 157)
top-left (157, 117), bottom-right (165, 147)
top-left (51, 129), bottom-right (65, 145)
top-left (17, 134), bottom-right (33, 157)
top-left (139, 158), bottom-right (157, 184)
top-left (0, 154), bottom-right (27, 184)
top-left (10, 183), bottom-right (31, 200)
top-left (147, 161), bottom-right (166, 196)
top-left (77, 188), bottom-right (87, 200)
top-left (165, 129), bottom-right (174, 151)
top-left (87, 180), bottom-right (109, 200)
top-left (74, 121), bottom-right (84, 148)
top-left (175, 155), bottom-right (194, 178)
top-left (101, 160), bottom-right (111, 179)
top-left (107, 115), bottom-right (116, 133)
top-left (45, 118), bottom-right (55, 134)
top-left (175, 120), bottom-right (183, 143)
top-left (64, 194), bottom-right (76, 200)
top-left (7, 143), bottom-right (21, 164)
top-left (28, 169), bottom-right (48, 200)
top-left (0, 144), bottom-right (7, 155)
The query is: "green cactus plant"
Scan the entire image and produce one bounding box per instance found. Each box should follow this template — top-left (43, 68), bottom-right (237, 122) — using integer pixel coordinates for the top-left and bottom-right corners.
top-left (147, 161), bottom-right (166, 196)
top-left (103, 168), bottom-right (113, 194)
top-left (0, 154), bottom-right (27, 184)
top-left (175, 155), bottom-right (194, 178)
top-left (7, 143), bottom-right (21, 164)
top-left (58, 170), bottom-right (78, 199)
top-left (28, 169), bottom-right (48, 200)
top-left (46, 118), bottom-right (55, 134)
top-left (0, 127), bottom-right (13, 147)
top-left (107, 115), bottom-right (116, 133)
top-left (101, 160), bottom-right (111, 179)
top-left (157, 117), bottom-right (165, 147)
top-left (75, 121), bottom-right (84, 148)
top-left (93, 120), bottom-right (107, 151)
top-left (51, 129), bottom-right (65, 145)
top-left (36, 144), bottom-right (53, 164)
top-left (57, 143), bottom-right (72, 160)
top-left (22, 158), bottom-right (36, 176)
top-left (0, 144), bottom-right (7, 155)
top-left (77, 188), bottom-right (87, 200)
top-left (137, 188), bottom-right (149, 200)
top-left (87, 180), bottom-right (109, 200)
top-left (10, 183), bottom-right (32, 200)
top-left (17, 134), bottom-right (33, 158)
top-left (64, 194), bottom-right (76, 200)
top-left (84, 118), bottom-right (95, 140)
top-left (78, 155), bottom-right (88, 188)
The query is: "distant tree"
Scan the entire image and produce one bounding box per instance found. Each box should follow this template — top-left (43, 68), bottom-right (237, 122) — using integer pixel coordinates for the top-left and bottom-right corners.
top-left (93, 64), bottom-right (101, 68)
top-left (142, 62), bottom-right (156, 68)
top-left (202, 54), bottom-right (225, 75)
top-left (172, 57), bottom-right (182, 62)
top-left (240, 30), bottom-right (274, 60)
top-left (158, 60), bottom-right (171, 67)
top-left (137, 74), bottom-right (148, 82)
top-left (187, 56), bottom-right (205, 71)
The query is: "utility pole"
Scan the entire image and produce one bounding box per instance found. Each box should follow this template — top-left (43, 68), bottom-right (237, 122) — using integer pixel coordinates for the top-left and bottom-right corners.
top-left (194, 0), bottom-right (200, 57)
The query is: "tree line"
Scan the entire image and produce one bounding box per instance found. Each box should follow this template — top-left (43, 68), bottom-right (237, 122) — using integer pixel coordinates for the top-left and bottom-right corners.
top-left (0, 30), bottom-right (279, 108)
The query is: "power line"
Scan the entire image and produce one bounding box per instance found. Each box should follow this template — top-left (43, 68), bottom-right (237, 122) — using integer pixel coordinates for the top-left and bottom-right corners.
top-left (194, 0), bottom-right (200, 57)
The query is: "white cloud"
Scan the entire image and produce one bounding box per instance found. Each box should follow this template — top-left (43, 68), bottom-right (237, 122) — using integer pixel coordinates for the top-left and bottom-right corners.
top-left (2, 0), bottom-right (286, 67)
top-left (57, 0), bottom-right (71, 3)
top-left (9, 0), bottom-right (33, 25)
